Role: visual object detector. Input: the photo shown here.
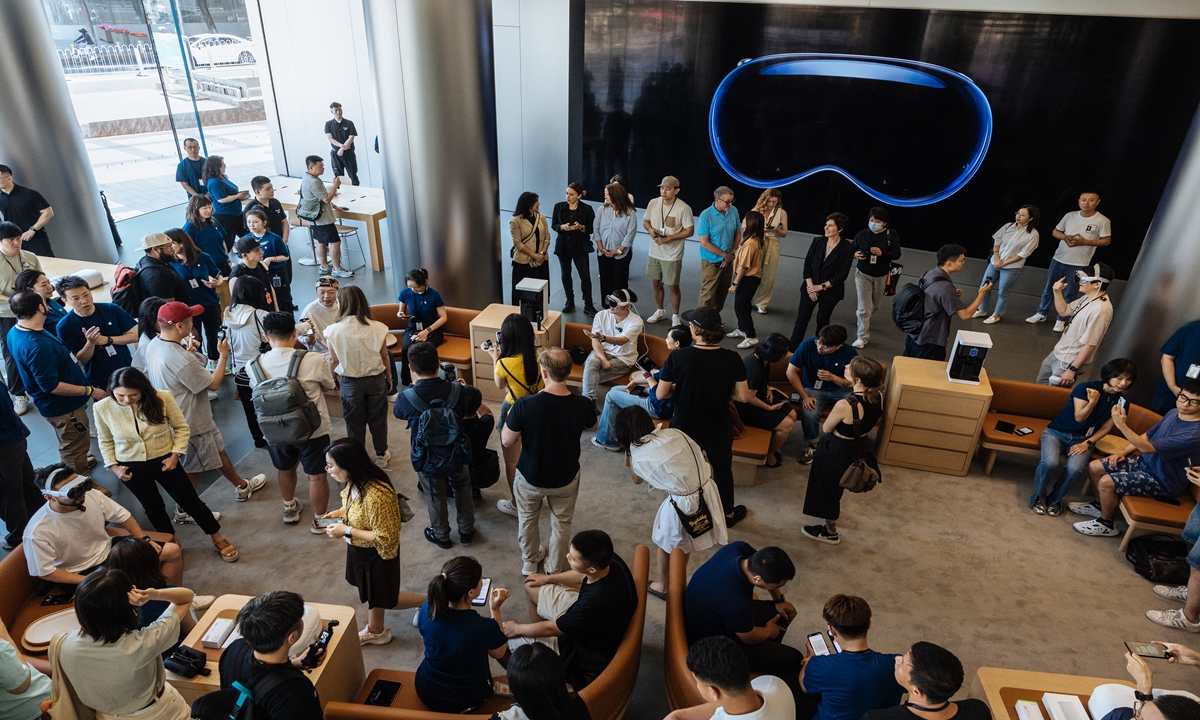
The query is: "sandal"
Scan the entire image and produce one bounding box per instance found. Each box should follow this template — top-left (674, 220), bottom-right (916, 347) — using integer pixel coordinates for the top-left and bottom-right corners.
top-left (647, 587), bottom-right (667, 601)
top-left (760, 451), bottom-right (783, 469)
top-left (213, 538), bottom-right (239, 563)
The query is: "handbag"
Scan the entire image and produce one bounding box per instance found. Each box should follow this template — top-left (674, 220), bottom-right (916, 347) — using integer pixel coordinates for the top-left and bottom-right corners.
top-left (297, 195), bottom-right (323, 222)
top-left (884, 262), bottom-right (903, 297)
top-left (668, 439), bottom-right (715, 538)
top-left (728, 400), bottom-right (744, 439)
top-left (838, 396), bottom-right (882, 493)
top-left (45, 632), bottom-right (96, 720)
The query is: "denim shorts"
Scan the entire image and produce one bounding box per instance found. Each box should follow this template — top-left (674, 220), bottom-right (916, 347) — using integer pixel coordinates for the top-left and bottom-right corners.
top-left (268, 434), bottom-right (331, 475)
top-left (1101, 455), bottom-right (1171, 498)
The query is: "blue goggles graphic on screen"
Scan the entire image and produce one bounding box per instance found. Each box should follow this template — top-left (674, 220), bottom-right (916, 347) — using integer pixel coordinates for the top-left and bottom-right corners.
top-left (708, 54), bottom-right (992, 206)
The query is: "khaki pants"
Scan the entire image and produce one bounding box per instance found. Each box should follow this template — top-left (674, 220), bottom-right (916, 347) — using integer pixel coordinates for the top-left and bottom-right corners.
top-left (46, 406), bottom-right (91, 474)
top-left (752, 234), bottom-right (780, 310)
top-left (514, 470), bottom-right (579, 574)
top-left (698, 259), bottom-right (733, 314)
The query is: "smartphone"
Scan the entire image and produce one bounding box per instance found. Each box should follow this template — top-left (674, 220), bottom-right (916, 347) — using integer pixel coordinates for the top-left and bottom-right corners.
top-left (1125, 641), bottom-right (1168, 659)
top-left (42, 593), bottom-right (74, 606)
top-left (364, 679), bottom-right (402, 706)
top-left (495, 331), bottom-right (503, 345)
top-left (995, 421), bottom-right (1016, 434)
top-left (1015, 427), bottom-right (1034, 436)
top-left (1119, 397), bottom-right (1129, 409)
top-left (493, 681), bottom-right (513, 697)
top-left (313, 517), bottom-right (341, 528)
top-left (807, 632), bottom-right (832, 656)
top-left (471, 578), bottom-right (492, 606)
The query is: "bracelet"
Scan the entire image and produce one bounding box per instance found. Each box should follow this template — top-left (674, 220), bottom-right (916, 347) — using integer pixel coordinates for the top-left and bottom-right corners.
top-left (85, 386), bottom-right (94, 397)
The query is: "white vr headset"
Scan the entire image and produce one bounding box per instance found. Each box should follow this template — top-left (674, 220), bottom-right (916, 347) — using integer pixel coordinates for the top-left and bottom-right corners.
top-left (1075, 264), bottom-right (1109, 285)
top-left (43, 470), bottom-right (94, 501)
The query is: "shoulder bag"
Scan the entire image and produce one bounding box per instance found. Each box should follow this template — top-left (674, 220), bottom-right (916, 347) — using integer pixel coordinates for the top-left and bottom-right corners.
top-left (510, 221), bottom-right (536, 260)
top-left (668, 438), bottom-right (715, 538)
top-left (838, 396), bottom-right (882, 493)
top-left (45, 632), bottom-right (96, 720)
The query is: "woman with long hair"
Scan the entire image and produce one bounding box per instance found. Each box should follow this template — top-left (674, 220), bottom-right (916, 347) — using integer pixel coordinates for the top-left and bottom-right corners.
top-left (201, 155), bottom-right (249, 252)
top-left (13, 268), bottom-right (67, 330)
top-left (495, 643), bottom-right (592, 720)
top-left (486, 313), bottom-right (544, 516)
top-left (224, 276), bottom-right (270, 448)
top-left (94, 367), bottom-right (238, 562)
top-left (167, 227), bottom-right (224, 366)
top-left (326, 286), bottom-right (393, 466)
top-left (183, 193), bottom-right (232, 274)
top-left (398, 267), bottom-right (448, 386)
top-left (415, 556), bottom-right (510, 713)
top-left (105, 536), bottom-right (209, 642)
top-left (801, 355), bottom-right (885, 545)
top-left (321, 437), bottom-right (426, 646)
top-left (726, 210), bottom-right (765, 348)
top-left (593, 182), bottom-right (637, 306)
top-left (789, 211), bottom-right (855, 351)
top-left (733, 332), bottom-right (796, 467)
top-left (551, 182), bottom-right (597, 315)
top-left (974, 204), bottom-right (1041, 324)
top-left (57, 568), bottom-right (195, 719)
top-left (244, 207), bottom-right (294, 313)
top-left (510, 191), bottom-right (551, 305)
top-left (747, 188), bottom-right (789, 314)
top-left (614, 405), bottom-right (727, 599)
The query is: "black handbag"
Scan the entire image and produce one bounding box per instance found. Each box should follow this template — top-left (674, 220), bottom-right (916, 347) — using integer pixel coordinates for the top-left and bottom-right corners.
top-left (838, 396), bottom-right (882, 493)
top-left (1126, 534), bottom-right (1191, 584)
top-left (668, 439), bottom-right (715, 538)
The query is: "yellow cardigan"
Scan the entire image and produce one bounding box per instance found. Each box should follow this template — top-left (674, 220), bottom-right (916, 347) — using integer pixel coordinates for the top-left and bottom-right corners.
top-left (342, 481), bottom-right (401, 560)
top-left (509, 213), bottom-right (551, 266)
top-left (94, 390), bottom-right (190, 467)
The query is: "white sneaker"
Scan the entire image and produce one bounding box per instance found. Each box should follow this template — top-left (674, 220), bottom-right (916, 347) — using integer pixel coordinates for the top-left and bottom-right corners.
top-left (282, 499), bottom-right (304, 524)
top-left (359, 627), bottom-right (393, 645)
top-left (672, 314), bottom-right (682, 326)
top-left (755, 306), bottom-right (767, 315)
top-left (971, 309), bottom-right (989, 319)
top-left (1053, 320), bottom-right (1066, 333)
top-left (12, 394), bottom-right (28, 416)
top-left (646, 309), bottom-right (667, 324)
top-left (375, 450), bottom-right (392, 468)
top-left (412, 609), bottom-right (421, 627)
top-left (1154, 585), bottom-right (1189, 603)
top-left (1026, 313), bottom-right (1047, 324)
top-left (174, 509), bottom-right (221, 525)
top-left (236, 474), bottom-right (267, 501)
top-left (496, 499), bottom-right (518, 517)
top-left (1146, 608), bottom-right (1200, 632)
top-left (1068, 500), bottom-right (1102, 517)
top-left (983, 315), bottom-right (1001, 324)
top-left (737, 337), bottom-right (759, 349)
top-left (331, 268), bottom-right (354, 278)
top-left (726, 329), bottom-right (746, 339)
top-left (193, 595), bottom-right (216, 612)
top-left (1073, 519), bottom-right (1120, 537)
top-left (207, 390), bottom-right (219, 401)
top-left (851, 339), bottom-right (867, 349)
top-left (522, 545), bottom-right (548, 576)
top-left (591, 436), bottom-right (620, 452)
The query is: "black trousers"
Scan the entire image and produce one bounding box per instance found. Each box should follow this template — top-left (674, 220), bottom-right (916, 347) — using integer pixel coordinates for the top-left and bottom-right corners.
top-left (269, 259), bottom-right (295, 313)
top-left (235, 369), bottom-right (266, 446)
top-left (739, 599), bottom-right (806, 704)
top-left (558, 253), bottom-right (593, 308)
top-left (734, 276), bottom-right (762, 338)
top-left (689, 428), bottom-right (735, 514)
top-left (122, 455), bottom-right (221, 535)
top-left (22, 235), bottom-right (53, 257)
top-left (331, 148), bottom-right (359, 185)
top-left (0, 316), bottom-right (24, 396)
top-left (0, 439), bottom-right (43, 546)
top-left (789, 288), bottom-right (843, 350)
top-left (214, 214), bottom-right (244, 252)
top-left (197, 303), bottom-right (222, 361)
top-left (903, 335), bottom-right (947, 361)
top-left (597, 253), bottom-right (632, 306)
top-left (511, 262), bottom-right (550, 305)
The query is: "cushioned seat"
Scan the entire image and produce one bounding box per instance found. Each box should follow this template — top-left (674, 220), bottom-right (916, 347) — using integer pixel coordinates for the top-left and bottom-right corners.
top-left (323, 668), bottom-right (514, 720)
top-left (665, 548), bottom-right (705, 710)
top-left (368, 304), bottom-right (479, 381)
top-left (979, 414), bottom-right (1051, 452)
top-left (979, 379), bottom-right (1072, 474)
top-left (1118, 485), bottom-right (1200, 551)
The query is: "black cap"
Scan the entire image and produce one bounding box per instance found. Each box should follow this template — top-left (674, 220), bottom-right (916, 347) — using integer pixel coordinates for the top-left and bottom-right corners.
top-left (681, 307), bottom-right (723, 332)
top-left (235, 235), bottom-right (261, 255)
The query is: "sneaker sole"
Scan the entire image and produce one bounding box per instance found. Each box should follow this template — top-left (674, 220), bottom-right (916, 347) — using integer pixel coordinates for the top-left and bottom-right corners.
top-left (802, 528), bottom-right (840, 545)
top-left (360, 632), bottom-right (393, 646)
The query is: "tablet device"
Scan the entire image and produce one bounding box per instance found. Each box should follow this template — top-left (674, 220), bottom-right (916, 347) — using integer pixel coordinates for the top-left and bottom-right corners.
top-left (995, 421), bottom-right (1016, 434)
top-left (1125, 641), bottom-right (1168, 659)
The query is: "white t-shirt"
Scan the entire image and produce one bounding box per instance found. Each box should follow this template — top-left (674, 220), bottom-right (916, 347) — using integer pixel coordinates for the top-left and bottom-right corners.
top-left (250, 347), bottom-right (336, 438)
top-left (592, 309), bottom-right (643, 364)
top-left (712, 676), bottom-right (796, 720)
top-left (323, 317), bottom-right (389, 377)
top-left (23, 489), bottom-right (131, 577)
top-left (60, 611), bottom-right (180, 715)
top-left (992, 223), bottom-right (1040, 269)
top-left (645, 197), bottom-right (694, 262)
top-left (299, 299), bottom-right (341, 355)
top-left (1053, 211), bottom-right (1111, 266)
top-left (1054, 293), bottom-right (1114, 363)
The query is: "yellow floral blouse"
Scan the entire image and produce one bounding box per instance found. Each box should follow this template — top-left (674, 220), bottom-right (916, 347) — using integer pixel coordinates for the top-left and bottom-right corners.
top-left (341, 480), bottom-right (401, 560)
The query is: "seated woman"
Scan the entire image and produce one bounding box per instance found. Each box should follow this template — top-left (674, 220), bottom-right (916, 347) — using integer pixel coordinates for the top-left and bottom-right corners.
top-left (0, 622), bottom-right (50, 720)
top-left (613, 405), bottom-right (727, 599)
top-left (415, 556), bottom-right (510, 713)
top-left (398, 268), bottom-right (448, 386)
top-left (593, 323), bottom-right (690, 450)
top-left (733, 332), bottom-right (796, 468)
top-left (491, 643), bottom-right (592, 720)
top-left (105, 536), bottom-right (215, 651)
top-left (1030, 358), bottom-right (1136, 516)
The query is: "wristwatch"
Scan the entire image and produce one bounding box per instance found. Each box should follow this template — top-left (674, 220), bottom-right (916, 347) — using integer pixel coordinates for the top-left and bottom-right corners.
top-left (1067, 365), bottom-right (1079, 372)
top-left (1135, 691), bottom-right (1154, 702)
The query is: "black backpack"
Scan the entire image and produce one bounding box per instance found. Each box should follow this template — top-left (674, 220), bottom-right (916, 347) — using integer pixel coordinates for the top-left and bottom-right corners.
top-left (1126, 533), bottom-right (1191, 584)
top-left (110, 262), bottom-right (145, 318)
top-left (403, 384), bottom-right (473, 478)
top-left (190, 669), bottom-right (291, 720)
top-left (892, 274), bottom-right (948, 335)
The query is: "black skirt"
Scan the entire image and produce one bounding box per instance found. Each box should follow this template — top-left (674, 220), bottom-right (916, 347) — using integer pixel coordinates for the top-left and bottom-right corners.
top-left (734, 400), bottom-right (791, 431)
top-left (345, 544), bottom-right (401, 609)
top-left (802, 433), bottom-right (878, 520)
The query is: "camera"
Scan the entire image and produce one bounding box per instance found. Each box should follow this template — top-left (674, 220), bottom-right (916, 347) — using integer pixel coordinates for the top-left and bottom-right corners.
top-left (163, 645), bottom-right (211, 678)
top-left (216, 326), bottom-right (228, 342)
top-left (480, 339), bottom-right (494, 352)
top-left (439, 362), bottom-right (458, 382)
top-left (300, 619), bottom-right (339, 669)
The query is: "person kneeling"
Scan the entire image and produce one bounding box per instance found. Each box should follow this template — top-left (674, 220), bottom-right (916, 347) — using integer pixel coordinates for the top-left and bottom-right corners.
top-left (665, 636), bottom-right (795, 720)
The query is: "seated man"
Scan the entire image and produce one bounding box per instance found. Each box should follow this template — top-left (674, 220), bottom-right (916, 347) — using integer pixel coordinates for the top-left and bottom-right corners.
top-left (581, 289), bottom-right (644, 405)
top-left (217, 590), bottom-right (323, 720)
top-left (684, 542), bottom-right (801, 700)
top-left (666, 636), bottom-right (795, 720)
top-left (860, 642), bottom-right (992, 720)
top-left (798, 595), bottom-right (903, 720)
top-left (593, 323), bottom-right (689, 450)
top-left (22, 464), bottom-right (182, 585)
top-left (1070, 378), bottom-right (1200, 538)
top-left (787, 324), bottom-right (857, 464)
top-left (501, 529), bottom-right (636, 690)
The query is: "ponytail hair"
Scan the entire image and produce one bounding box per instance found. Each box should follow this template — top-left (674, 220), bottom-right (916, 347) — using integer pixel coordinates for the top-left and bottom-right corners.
top-left (848, 356), bottom-right (885, 404)
top-left (426, 556), bottom-right (483, 622)
top-left (406, 268), bottom-right (429, 288)
top-left (567, 181), bottom-right (586, 199)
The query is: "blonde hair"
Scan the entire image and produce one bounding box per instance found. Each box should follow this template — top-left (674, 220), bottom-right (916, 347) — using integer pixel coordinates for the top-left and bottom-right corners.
top-left (752, 188), bottom-right (782, 215)
top-left (538, 347), bottom-right (573, 382)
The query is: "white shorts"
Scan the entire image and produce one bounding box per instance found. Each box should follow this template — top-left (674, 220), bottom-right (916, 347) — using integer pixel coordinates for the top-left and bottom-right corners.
top-left (506, 582), bottom-right (578, 653)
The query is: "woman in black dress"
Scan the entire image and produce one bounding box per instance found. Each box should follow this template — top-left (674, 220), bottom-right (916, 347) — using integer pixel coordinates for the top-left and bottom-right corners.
top-left (733, 333), bottom-right (796, 469)
top-left (789, 212), bottom-right (854, 351)
top-left (551, 182), bottom-right (597, 315)
top-left (801, 355), bottom-right (885, 545)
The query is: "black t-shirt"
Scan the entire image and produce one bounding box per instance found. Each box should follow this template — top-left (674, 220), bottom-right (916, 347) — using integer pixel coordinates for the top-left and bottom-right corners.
top-left (658, 346), bottom-right (746, 440)
top-left (325, 118), bottom-right (358, 148)
top-left (245, 198), bottom-right (288, 237)
top-left (0, 184), bottom-right (51, 246)
top-left (218, 638), bottom-right (323, 720)
top-left (861, 699), bottom-right (992, 720)
top-left (852, 227), bottom-right (901, 277)
top-left (135, 254), bottom-right (189, 302)
top-left (556, 553), bottom-right (636, 687)
top-left (505, 392), bottom-right (597, 488)
top-left (743, 354), bottom-right (775, 402)
top-left (394, 378), bottom-right (474, 452)
top-left (231, 262), bottom-right (275, 306)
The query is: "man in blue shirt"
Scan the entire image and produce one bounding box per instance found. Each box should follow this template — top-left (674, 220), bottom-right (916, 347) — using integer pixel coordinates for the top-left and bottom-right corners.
top-left (786, 324), bottom-right (858, 464)
top-left (6, 290), bottom-right (103, 475)
top-left (175, 137), bottom-right (206, 200)
top-left (0, 378), bottom-right (40, 550)
top-left (798, 594), bottom-right (903, 720)
top-left (54, 276), bottom-right (138, 391)
top-left (695, 186), bottom-right (741, 317)
top-left (1154, 320), bottom-right (1200, 415)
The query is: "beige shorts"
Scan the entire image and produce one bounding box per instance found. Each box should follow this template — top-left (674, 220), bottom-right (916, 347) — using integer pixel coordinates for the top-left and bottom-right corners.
top-left (182, 428), bottom-right (225, 474)
top-left (506, 582), bottom-right (578, 653)
top-left (646, 256), bottom-right (681, 286)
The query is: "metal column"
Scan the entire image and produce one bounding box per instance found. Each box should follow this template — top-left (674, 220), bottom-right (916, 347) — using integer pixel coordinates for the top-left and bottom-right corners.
top-left (361, 0), bottom-right (503, 307)
top-left (0, 0), bottom-right (117, 263)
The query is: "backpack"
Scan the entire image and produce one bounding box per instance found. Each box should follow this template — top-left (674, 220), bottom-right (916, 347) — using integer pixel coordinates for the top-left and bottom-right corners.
top-left (1126, 533), bottom-right (1191, 584)
top-left (471, 448), bottom-right (501, 489)
top-left (190, 668), bottom-right (291, 720)
top-left (403, 384), bottom-right (473, 478)
top-left (247, 351), bottom-right (322, 446)
top-left (892, 274), bottom-right (948, 335)
top-left (111, 262), bottom-right (144, 317)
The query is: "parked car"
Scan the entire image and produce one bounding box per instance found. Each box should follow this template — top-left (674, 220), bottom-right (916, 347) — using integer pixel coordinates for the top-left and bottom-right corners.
top-left (188, 34), bottom-right (257, 66)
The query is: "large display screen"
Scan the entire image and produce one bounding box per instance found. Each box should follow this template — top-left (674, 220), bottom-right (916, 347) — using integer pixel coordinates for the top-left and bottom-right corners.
top-left (580, 2), bottom-right (1200, 275)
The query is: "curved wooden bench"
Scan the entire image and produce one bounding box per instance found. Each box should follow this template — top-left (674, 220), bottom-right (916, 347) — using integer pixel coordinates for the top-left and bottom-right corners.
top-left (323, 668), bottom-right (514, 720)
top-left (369, 304), bottom-right (478, 383)
top-left (1119, 484), bottom-right (1200, 551)
top-left (665, 548), bottom-right (705, 710)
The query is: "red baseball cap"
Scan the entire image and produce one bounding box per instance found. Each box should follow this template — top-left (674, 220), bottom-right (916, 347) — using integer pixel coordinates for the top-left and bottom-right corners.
top-left (157, 301), bottom-right (204, 325)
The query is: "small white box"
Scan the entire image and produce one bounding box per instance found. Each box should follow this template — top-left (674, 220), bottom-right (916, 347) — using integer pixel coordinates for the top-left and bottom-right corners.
top-left (201, 617), bottom-right (235, 648)
top-left (1016, 700), bottom-right (1045, 720)
top-left (1042, 693), bottom-right (1090, 720)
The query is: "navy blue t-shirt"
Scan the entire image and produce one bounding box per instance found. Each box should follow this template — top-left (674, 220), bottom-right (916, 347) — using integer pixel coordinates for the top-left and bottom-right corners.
top-left (790, 338), bottom-right (857, 390)
top-left (1047, 380), bottom-right (1123, 438)
top-left (56, 303), bottom-right (136, 389)
top-left (171, 252), bottom-right (222, 307)
top-left (399, 287), bottom-right (445, 330)
top-left (207, 177), bottom-right (244, 216)
top-left (802, 649), bottom-right (905, 720)
top-left (415, 602), bottom-right (508, 705)
top-left (183, 220), bottom-right (231, 268)
top-left (175, 157), bottom-right (205, 197)
top-left (6, 326), bottom-right (89, 417)
top-left (1154, 321), bottom-right (1200, 412)
top-left (0, 378), bottom-right (30, 447)
top-left (684, 541), bottom-right (757, 643)
top-left (43, 301), bottom-right (67, 335)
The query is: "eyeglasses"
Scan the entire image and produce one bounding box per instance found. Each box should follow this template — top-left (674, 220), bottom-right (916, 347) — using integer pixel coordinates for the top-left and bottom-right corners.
top-left (1178, 393), bottom-right (1200, 407)
top-left (1134, 700), bottom-right (1146, 720)
top-left (717, 197), bottom-right (734, 205)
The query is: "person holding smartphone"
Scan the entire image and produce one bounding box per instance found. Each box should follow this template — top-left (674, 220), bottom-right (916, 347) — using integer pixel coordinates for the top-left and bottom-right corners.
top-left (799, 595), bottom-right (903, 720)
top-left (733, 333), bottom-right (796, 469)
top-left (592, 324), bottom-right (689, 450)
top-left (487, 313), bottom-right (544, 516)
top-left (397, 268), bottom-right (447, 387)
top-left (1088, 649), bottom-right (1200, 720)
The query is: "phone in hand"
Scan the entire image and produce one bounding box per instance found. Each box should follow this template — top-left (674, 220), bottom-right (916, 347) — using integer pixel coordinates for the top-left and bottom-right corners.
top-left (472, 578), bottom-right (492, 606)
top-left (807, 631), bottom-right (833, 656)
top-left (314, 517), bottom-right (341, 528)
top-left (1125, 641), bottom-right (1168, 659)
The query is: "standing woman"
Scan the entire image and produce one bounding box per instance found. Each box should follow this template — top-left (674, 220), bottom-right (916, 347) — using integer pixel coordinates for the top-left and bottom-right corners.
top-left (486, 313), bottom-right (544, 517)
top-left (132, 297), bottom-right (168, 370)
top-left (167, 228), bottom-right (224, 369)
top-left (973, 204), bottom-right (1041, 324)
top-left (726, 210), bottom-right (765, 349)
top-left (789, 212), bottom-right (854, 351)
top-left (321, 437), bottom-right (427, 646)
top-left (398, 268), bottom-right (448, 387)
top-left (800, 356), bottom-right (885, 546)
top-left (94, 367), bottom-right (238, 561)
top-left (733, 333), bottom-right (797, 468)
top-left (593, 182), bottom-right (637, 306)
top-left (202, 156), bottom-right (249, 252)
top-left (244, 208), bottom-right (294, 314)
top-left (223, 276), bottom-right (271, 449)
top-left (182, 195), bottom-right (231, 274)
top-left (613, 406), bottom-right (727, 599)
top-left (326, 286), bottom-right (394, 467)
top-left (510, 192), bottom-right (551, 305)
top-left (748, 188), bottom-right (790, 314)
top-left (551, 182), bottom-right (597, 315)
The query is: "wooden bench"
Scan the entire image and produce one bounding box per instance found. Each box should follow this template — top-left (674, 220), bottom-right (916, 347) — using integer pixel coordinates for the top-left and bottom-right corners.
top-left (1118, 483), bottom-right (1200, 551)
top-left (665, 548), bottom-right (705, 711)
top-left (369, 304), bottom-right (479, 383)
top-left (323, 668), bottom-right (514, 720)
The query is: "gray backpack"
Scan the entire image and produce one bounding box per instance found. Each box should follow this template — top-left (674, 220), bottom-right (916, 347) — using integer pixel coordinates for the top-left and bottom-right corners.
top-left (247, 350), bottom-right (322, 446)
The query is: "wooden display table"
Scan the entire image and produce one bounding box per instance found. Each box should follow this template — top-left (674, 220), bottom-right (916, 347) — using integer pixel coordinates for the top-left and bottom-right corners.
top-left (40, 257), bottom-right (119, 302)
top-left (165, 594), bottom-right (364, 708)
top-left (876, 356), bottom-right (993, 476)
top-left (974, 667), bottom-right (1131, 720)
top-left (271, 175), bottom-right (388, 272)
top-left (469, 303), bottom-right (563, 402)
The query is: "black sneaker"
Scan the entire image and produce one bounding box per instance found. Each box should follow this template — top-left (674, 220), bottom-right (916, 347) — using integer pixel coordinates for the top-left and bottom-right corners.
top-left (460, 531), bottom-right (474, 546)
top-left (725, 505), bottom-right (748, 528)
top-left (562, 302), bottom-right (576, 313)
top-left (1031, 500), bottom-right (1047, 515)
top-left (798, 447), bottom-right (815, 465)
top-left (424, 527), bottom-right (452, 549)
top-left (802, 524), bottom-right (840, 545)
top-left (584, 304), bottom-right (598, 318)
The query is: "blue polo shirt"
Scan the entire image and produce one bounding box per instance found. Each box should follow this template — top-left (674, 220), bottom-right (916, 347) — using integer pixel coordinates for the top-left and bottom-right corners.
top-left (5, 325), bottom-right (89, 417)
top-left (207, 177), bottom-right (243, 216)
top-left (0, 379), bottom-right (30, 447)
top-left (414, 602), bottom-right (508, 707)
top-left (399, 287), bottom-right (445, 329)
top-left (696, 204), bottom-right (740, 264)
top-left (254, 231), bottom-right (290, 260)
top-left (56, 303), bottom-right (137, 389)
top-left (43, 301), bottom-right (67, 334)
top-left (684, 541), bottom-right (757, 643)
top-left (790, 338), bottom-right (858, 389)
top-left (1047, 380), bottom-right (1123, 438)
top-left (171, 252), bottom-right (222, 307)
top-left (802, 650), bottom-right (904, 720)
top-left (1154, 321), bottom-right (1200, 413)
top-left (175, 157), bottom-right (205, 197)
top-left (183, 220), bottom-right (231, 267)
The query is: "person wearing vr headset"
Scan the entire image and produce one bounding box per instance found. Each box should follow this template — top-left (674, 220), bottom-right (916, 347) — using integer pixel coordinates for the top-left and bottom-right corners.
top-left (22, 463), bottom-right (182, 586)
top-left (1036, 262), bottom-right (1115, 387)
top-left (581, 288), bottom-right (643, 406)
top-left (1029, 191), bottom-right (1111, 331)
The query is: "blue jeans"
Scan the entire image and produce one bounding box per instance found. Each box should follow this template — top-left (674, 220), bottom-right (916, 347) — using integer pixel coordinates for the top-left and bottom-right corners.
top-left (979, 262), bottom-right (1021, 317)
top-left (800, 386), bottom-right (851, 442)
top-left (1030, 427), bottom-right (1089, 506)
top-left (1036, 258), bottom-right (1085, 319)
top-left (595, 388), bottom-right (657, 446)
top-left (1184, 503), bottom-right (1200, 570)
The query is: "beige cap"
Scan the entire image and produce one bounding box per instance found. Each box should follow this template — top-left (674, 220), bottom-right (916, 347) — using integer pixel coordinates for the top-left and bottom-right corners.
top-left (140, 232), bottom-right (172, 251)
top-left (658, 176), bottom-right (680, 189)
